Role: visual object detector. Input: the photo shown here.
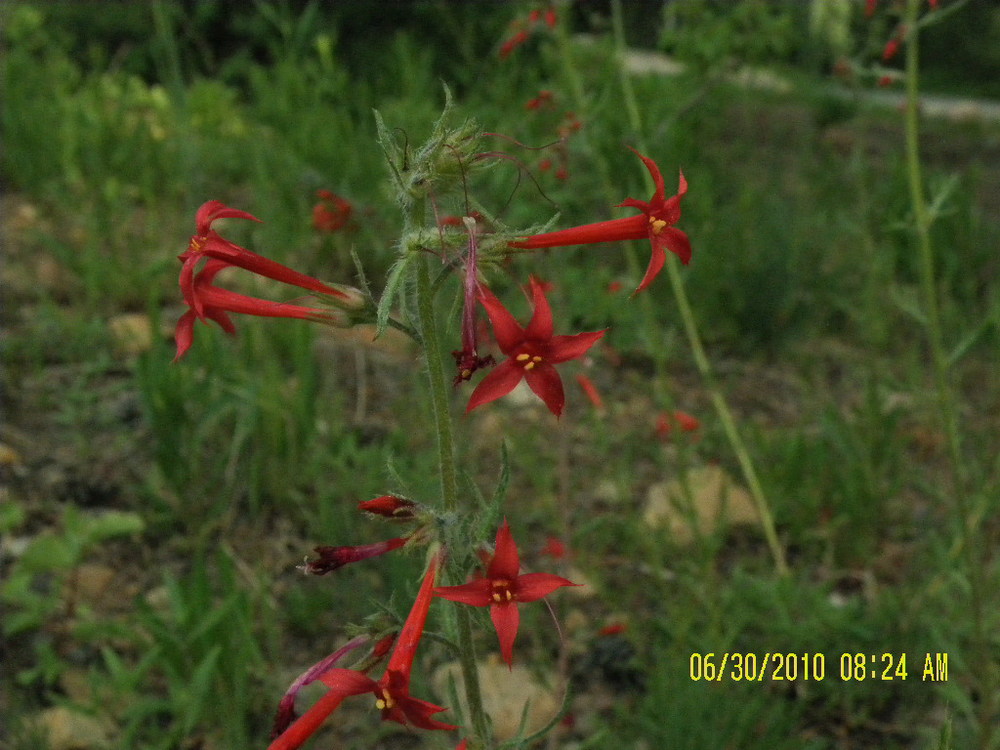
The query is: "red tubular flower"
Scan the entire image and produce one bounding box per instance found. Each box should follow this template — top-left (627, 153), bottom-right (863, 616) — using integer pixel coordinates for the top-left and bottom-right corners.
top-left (434, 519), bottom-right (578, 667)
top-left (312, 190), bottom-right (353, 233)
top-left (467, 277), bottom-right (605, 417)
top-left (179, 202), bottom-right (345, 318)
top-left (510, 148), bottom-right (691, 294)
top-left (173, 259), bottom-right (344, 361)
top-left (270, 635), bottom-right (370, 740)
top-left (303, 537), bottom-right (408, 575)
top-left (358, 495), bottom-right (419, 520)
top-left (318, 553), bottom-right (456, 731)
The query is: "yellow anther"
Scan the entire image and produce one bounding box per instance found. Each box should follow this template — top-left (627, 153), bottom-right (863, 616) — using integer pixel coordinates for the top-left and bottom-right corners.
top-left (531, 355), bottom-right (542, 363)
top-left (649, 217), bottom-right (667, 234)
top-left (516, 353), bottom-right (531, 362)
top-left (523, 362), bottom-right (535, 371)
top-left (375, 698), bottom-right (387, 710)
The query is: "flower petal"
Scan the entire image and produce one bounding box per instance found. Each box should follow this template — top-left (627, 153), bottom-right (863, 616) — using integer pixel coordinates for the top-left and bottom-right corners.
top-left (658, 225), bottom-right (691, 265)
top-left (634, 244), bottom-right (665, 295)
top-left (490, 601), bottom-right (521, 667)
top-left (487, 519), bottom-right (520, 582)
top-left (319, 668), bottom-right (379, 696)
top-left (628, 146), bottom-right (666, 202)
top-left (523, 276), bottom-right (554, 341)
top-left (466, 360), bottom-right (524, 413)
top-left (524, 363), bottom-right (566, 417)
top-left (478, 284), bottom-right (524, 354)
top-left (433, 579), bottom-right (493, 607)
top-left (513, 572), bottom-right (578, 603)
top-left (195, 200), bottom-right (261, 234)
top-left (546, 329), bottom-right (606, 364)
top-left (173, 310), bottom-right (197, 362)
top-left (394, 695), bottom-right (458, 731)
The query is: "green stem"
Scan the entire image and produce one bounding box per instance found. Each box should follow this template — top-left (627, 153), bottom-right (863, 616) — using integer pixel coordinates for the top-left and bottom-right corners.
top-left (413, 255), bottom-right (491, 744)
top-left (615, 0), bottom-right (788, 575)
top-left (415, 258), bottom-right (459, 512)
top-left (902, 2), bottom-right (993, 745)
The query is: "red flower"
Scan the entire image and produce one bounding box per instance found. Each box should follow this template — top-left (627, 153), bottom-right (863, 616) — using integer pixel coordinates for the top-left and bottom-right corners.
top-left (318, 553), bottom-right (456, 731)
top-left (467, 277), bottom-right (605, 417)
top-left (303, 537), bottom-right (408, 575)
top-left (540, 536), bottom-right (569, 560)
top-left (434, 519), bottom-right (578, 667)
top-left (174, 259), bottom-right (344, 361)
top-left (575, 374), bottom-right (605, 412)
top-left (270, 635), bottom-right (370, 740)
top-left (510, 149), bottom-right (691, 293)
top-left (882, 37), bottom-right (901, 61)
top-left (173, 259), bottom-right (344, 361)
top-left (312, 190), bottom-right (353, 233)
top-left (655, 410), bottom-right (701, 440)
top-left (358, 495), bottom-right (419, 520)
top-left (179, 201), bottom-right (344, 319)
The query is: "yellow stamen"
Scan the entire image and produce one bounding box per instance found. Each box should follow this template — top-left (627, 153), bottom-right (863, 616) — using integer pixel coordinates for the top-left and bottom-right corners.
top-left (531, 356), bottom-right (542, 363)
top-left (515, 353), bottom-right (531, 362)
top-left (523, 362), bottom-right (535, 371)
top-left (649, 217), bottom-right (667, 234)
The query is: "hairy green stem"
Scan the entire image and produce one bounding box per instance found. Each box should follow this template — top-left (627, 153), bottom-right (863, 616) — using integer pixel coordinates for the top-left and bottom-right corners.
top-left (413, 255), bottom-right (490, 744)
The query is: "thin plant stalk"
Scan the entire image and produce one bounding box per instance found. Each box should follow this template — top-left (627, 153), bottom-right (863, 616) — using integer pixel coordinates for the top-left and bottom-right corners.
top-left (555, 0), bottom-right (789, 575)
top-left (902, 1), bottom-right (994, 745)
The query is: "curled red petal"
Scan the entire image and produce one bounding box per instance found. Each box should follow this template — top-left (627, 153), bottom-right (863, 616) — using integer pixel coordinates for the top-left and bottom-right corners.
top-left (628, 146), bottom-right (666, 202)
top-left (173, 310), bottom-right (196, 362)
top-left (635, 245), bottom-right (666, 295)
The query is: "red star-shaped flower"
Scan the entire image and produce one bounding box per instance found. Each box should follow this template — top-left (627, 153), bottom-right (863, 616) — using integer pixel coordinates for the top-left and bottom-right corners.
top-left (509, 148), bottom-right (690, 293)
top-left (179, 201), bottom-right (344, 319)
top-left (467, 277), bottom-right (605, 417)
top-left (434, 519), bottom-right (578, 667)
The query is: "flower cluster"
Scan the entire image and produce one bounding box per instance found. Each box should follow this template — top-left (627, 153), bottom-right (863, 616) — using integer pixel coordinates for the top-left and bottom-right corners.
top-left (266, 510), bottom-right (575, 749)
top-left (174, 201), bottom-right (352, 360)
top-left (174, 102), bottom-right (691, 750)
top-left (499, 5), bottom-right (557, 59)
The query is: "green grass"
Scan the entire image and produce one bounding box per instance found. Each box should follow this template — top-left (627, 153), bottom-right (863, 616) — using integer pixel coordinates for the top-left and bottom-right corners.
top-left (2, 2), bottom-right (998, 749)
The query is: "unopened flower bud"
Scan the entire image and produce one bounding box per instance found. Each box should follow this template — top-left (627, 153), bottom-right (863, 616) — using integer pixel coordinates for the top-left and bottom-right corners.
top-left (358, 495), bottom-right (419, 520)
